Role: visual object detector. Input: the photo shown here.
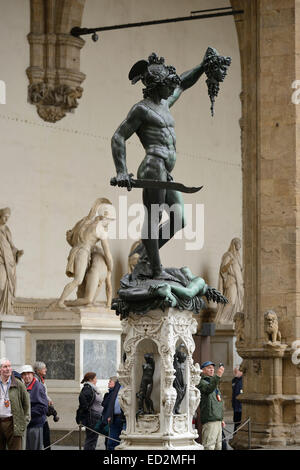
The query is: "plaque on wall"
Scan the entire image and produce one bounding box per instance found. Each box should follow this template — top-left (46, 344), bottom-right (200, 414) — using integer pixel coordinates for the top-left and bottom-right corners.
top-left (83, 340), bottom-right (117, 379)
top-left (36, 340), bottom-right (75, 380)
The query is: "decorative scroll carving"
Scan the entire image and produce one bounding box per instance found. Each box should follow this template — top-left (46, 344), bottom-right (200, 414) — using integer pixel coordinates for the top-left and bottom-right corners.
top-left (136, 414), bottom-right (160, 434)
top-left (173, 414), bottom-right (188, 434)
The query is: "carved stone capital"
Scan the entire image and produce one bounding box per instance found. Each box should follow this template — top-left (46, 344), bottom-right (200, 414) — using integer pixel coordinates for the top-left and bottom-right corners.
top-left (27, 1), bottom-right (86, 122)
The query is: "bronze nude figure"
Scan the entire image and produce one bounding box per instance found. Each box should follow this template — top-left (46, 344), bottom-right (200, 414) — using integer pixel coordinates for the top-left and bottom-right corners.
top-left (111, 49), bottom-right (231, 280)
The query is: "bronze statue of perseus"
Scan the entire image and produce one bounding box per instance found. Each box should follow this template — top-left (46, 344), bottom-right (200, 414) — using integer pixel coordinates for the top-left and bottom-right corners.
top-left (111, 49), bottom-right (231, 280)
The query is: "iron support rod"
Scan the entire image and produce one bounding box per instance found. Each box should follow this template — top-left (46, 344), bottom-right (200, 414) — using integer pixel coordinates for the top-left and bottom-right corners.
top-left (191, 7), bottom-right (234, 14)
top-left (71, 10), bottom-right (244, 38)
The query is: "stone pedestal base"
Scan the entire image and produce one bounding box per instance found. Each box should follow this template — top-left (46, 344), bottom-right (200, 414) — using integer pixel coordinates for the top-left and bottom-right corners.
top-left (231, 343), bottom-right (300, 449)
top-left (116, 308), bottom-right (203, 450)
top-left (0, 314), bottom-right (26, 370)
top-left (25, 303), bottom-right (122, 434)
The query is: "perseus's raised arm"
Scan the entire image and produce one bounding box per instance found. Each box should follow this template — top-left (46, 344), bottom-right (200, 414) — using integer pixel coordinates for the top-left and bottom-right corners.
top-left (111, 104), bottom-right (144, 177)
top-left (168, 60), bottom-right (205, 108)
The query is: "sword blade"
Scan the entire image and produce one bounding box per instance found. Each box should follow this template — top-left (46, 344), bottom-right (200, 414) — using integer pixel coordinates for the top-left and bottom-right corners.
top-left (110, 177), bottom-right (203, 193)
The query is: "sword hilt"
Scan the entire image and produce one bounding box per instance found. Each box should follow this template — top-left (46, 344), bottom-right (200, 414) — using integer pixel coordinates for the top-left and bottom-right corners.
top-left (110, 173), bottom-right (134, 189)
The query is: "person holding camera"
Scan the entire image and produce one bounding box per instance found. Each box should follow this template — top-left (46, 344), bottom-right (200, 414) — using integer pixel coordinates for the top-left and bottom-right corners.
top-left (197, 361), bottom-right (225, 450)
top-left (34, 361), bottom-right (59, 450)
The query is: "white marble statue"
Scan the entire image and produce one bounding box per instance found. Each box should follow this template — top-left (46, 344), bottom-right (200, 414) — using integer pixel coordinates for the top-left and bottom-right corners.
top-left (215, 237), bottom-right (244, 324)
top-left (0, 207), bottom-right (23, 314)
top-left (55, 198), bottom-right (115, 309)
top-left (68, 242), bottom-right (113, 308)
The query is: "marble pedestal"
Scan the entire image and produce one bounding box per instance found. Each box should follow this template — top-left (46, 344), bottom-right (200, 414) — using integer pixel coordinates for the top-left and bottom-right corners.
top-left (0, 314), bottom-right (26, 370)
top-left (210, 323), bottom-right (243, 408)
top-left (25, 303), bottom-right (122, 438)
top-left (116, 308), bottom-right (203, 450)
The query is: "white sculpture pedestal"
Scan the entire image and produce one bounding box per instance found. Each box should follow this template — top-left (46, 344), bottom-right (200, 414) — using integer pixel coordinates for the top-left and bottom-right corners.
top-left (116, 308), bottom-right (203, 450)
top-left (25, 303), bottom-right (122, 441)
top-left (0, 314), bottom-right (26, 370)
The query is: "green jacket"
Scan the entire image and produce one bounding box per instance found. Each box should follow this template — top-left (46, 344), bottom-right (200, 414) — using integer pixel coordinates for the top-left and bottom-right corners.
top-left (8, 374), bottom-right (31, 436)
top-left (197, 375), bottom-right (224, 424)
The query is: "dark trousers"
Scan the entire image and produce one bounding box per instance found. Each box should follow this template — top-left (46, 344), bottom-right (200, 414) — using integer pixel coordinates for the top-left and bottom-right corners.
top-left (0, 418), bottom-right (22, 450)
top-left (84, 411), bottom-right (102, 450)
top-left (233, 411), bottom-right (242, 432)
top-left (43, 420), bottom-right (51, 450)
top-left (106, 415), bottom-right (124, 451)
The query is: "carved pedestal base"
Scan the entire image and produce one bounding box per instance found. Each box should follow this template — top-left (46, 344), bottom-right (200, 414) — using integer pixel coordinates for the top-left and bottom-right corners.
top-left (0, 315), bottom-right (26, 370)
top-left (231, 344), bottom-right (300, 449)
top-left (25, 303), bottom-right (122, 438)
top-left (116, 308), bottom-right (203, 450)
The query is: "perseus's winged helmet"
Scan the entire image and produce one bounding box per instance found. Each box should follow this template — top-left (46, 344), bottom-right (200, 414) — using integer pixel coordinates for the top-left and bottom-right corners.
top-left (128, 53), bottom-right (181, 91)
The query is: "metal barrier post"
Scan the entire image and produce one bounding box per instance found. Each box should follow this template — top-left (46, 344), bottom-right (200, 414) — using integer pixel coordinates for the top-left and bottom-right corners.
top-left (79, 424), bottom-right (83, 450)
top-left (248, 418), bottom-right (251, 449)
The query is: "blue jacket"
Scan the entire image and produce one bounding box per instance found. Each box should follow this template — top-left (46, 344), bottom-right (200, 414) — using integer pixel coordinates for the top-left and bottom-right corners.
top-left (26, 378), bottom-right (48, 428)
top-left (232, 376), bottom-right (243, 412)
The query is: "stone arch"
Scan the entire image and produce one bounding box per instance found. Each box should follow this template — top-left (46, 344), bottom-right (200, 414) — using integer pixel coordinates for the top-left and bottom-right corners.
top-left (27, 0), bottom-right (86, 122)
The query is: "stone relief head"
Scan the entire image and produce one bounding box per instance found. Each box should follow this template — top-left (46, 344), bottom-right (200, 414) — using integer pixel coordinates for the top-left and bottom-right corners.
top-left (264, 310), bottom-right (281, 344)
top-left (253, 359), bottom-right (261, 375)
top-left (0, 207), bottom-right (11, 225)
top-left (230, 237), bottom-right (242, 253)
top-left (264, 310), bottom-right (278, 327)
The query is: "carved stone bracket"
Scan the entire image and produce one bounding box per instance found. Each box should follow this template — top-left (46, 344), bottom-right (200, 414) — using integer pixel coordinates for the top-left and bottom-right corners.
top-left (27, 1), bottom-right (86, 122)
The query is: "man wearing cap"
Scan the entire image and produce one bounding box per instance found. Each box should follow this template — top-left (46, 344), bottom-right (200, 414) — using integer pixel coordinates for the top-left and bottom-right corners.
top-left (20, 364), bottom-right (48, 450)
top-left (0, 357), bottom-right (30, 450)
top-left (197, 361), bottom-right (225, 450)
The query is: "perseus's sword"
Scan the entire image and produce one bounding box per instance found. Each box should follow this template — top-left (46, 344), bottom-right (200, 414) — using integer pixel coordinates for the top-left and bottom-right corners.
top-left (110, 176), bottom-right (203, 193)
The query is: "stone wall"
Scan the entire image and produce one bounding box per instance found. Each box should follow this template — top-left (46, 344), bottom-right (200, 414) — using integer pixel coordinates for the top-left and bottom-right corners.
top-left (0, 0), bottom-right (242, 304)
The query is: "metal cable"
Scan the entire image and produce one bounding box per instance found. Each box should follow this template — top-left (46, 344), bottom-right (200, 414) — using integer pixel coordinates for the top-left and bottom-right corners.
top-left (42, 423), bottom-right (121, 450)
top-left (222, 417), bottom-right (250, 442)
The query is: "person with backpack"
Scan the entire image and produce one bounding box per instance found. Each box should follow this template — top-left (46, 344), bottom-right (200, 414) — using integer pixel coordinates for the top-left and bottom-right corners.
top-left (76, 372), bottom-right (103, 450)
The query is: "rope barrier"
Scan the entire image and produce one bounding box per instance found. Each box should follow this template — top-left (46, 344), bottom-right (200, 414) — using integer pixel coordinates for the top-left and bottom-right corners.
top-left (221, 418), bottom-right (251, 443)
top-left (43, 426), bottom-right (79, 450)
top-left (43, 423), bottom-right (121, 450)
top-left (43, 418), bottom-right (250, 450)
top-left (84, 424), bottom-right (122, 444)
